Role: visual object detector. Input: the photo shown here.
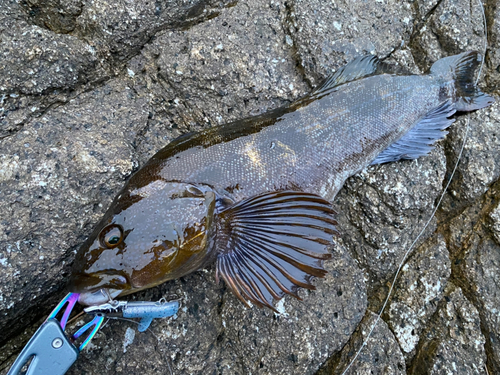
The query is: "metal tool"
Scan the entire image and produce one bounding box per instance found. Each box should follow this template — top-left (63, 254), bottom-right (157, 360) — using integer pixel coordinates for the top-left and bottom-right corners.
top-left (7, 293), bottom-right (179, 375)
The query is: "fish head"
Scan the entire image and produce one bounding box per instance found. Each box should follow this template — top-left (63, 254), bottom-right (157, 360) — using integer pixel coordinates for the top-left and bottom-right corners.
top-left (69, 180), bottom-right (217, 306)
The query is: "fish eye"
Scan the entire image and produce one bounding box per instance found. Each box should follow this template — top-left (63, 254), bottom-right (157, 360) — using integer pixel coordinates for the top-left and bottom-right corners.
top-left (99, 224), bottom-right (124, 248)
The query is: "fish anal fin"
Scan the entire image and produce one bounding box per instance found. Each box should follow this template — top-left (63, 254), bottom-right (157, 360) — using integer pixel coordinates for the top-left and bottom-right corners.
top-left (371, 100), bottom-right (456, 165)
top-left (215, 191), bottom-right (337, 309)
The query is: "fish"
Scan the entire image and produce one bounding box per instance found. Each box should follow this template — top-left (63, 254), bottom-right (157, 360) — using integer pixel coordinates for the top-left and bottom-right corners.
top-left (69, 51), bottom-right (494, 310)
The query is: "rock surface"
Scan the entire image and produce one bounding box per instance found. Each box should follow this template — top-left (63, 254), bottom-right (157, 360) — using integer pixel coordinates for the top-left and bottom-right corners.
top-left (1, 0), bottom-right (499, 374)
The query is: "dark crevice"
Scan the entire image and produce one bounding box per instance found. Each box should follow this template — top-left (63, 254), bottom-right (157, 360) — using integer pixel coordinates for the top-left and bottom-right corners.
top-left (438, 177), bottom-right (500, 374)
top-left (408, 0), bottom-right (445, 72)
top-left (410, 0), bottom-right (445, 41)
top-left (405, 282), bottom-right (456, 375)
top-left (19, 0), bottom-right (84, 34)
top-left (282, 0), bottom-right (313, 90)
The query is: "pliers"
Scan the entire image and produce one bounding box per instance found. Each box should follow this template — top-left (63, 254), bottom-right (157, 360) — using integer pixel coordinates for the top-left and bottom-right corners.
top-left (7, 293), bottom-right (179, 375)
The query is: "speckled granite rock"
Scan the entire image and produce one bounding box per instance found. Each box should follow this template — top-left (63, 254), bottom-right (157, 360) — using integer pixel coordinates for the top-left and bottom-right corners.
top-left (335, 145), bottom-right (446, 290)
top-left (1, 0), bottom-right (499, 374)
top-left (446, 199), bottom-right (500, 374)
top-left (442, 101), bottom-right (500, 212)
top-left (485, 0), bottom-right (500, 92)
top-left (318, 312), bottom-right (406, 375)
top-left (387, 235), bottom-right (451, 359)
top-left (286, 0), bottom-right (413, 86)
top-left (408, 285), bottom-right (487, 375)
top-left (411, 0), bottom-right (485, 69)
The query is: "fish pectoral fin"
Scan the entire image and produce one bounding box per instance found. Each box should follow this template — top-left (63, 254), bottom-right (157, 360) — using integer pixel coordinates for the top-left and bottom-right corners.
top-left (214, 190), bottom-right (338, 311)
top-left (370, 100), bottom-right (456, 165)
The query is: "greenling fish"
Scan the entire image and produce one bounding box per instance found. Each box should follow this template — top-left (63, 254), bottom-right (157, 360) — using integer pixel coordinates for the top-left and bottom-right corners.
top-left (70, 51), bottom-right (494, 309)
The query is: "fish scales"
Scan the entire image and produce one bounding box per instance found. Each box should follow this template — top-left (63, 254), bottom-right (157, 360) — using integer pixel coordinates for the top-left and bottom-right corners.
top-left (150, 76), bottom-right (432, 201)
top-left (70, 52), bottom-right (494, 309)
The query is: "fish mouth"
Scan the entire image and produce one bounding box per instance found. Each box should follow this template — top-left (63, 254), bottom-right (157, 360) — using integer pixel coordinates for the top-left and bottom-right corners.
top-left (78, 288), bottom-right (122, 306)
top-left (69, 271), bottom-right (130, 306)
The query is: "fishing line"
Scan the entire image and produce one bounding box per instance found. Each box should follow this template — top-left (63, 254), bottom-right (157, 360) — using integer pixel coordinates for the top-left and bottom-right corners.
top-left (340, 0), bottom-right (487, 373)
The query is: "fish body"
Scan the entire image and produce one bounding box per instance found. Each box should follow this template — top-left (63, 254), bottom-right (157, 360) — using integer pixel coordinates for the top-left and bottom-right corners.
top-left (70, 52), bottom-right (493, 308)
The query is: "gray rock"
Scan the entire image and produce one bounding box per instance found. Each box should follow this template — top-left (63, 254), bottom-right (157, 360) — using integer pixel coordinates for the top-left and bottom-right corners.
top-left (287, 0), bottom-right (414, 86)
top-left (134, 0), bottom-right (309, 162)
top-left (0, 78), bottom-right (148, 343)
top-left (450, 208), bottom-right (500, 373)
top-left (411, 0), bottom-right (485, 71)
top-left (442, 194), bottom-right (500, 374)
top-left (488, 200), bottom-right (500, 245)
top-left (387, 235), bottom-right (451, 358)
top-left (318, 311), bottom-right (406, 375)
top-left (0, 0), bottom-right (99, 137)
top-left (74, 0), bottom-right (234, 60)
top-left (335, 145), bottom-right (446, 288)
top-left (0, 25), bottom-right (97, 95)
top-left (21, 0), bottom-right (84, 34)
top-left (409, 285), bottom-right (487, 375)
top-left (0, 0), bottom-right (499, 374)
top-left (442, 100), bottom-right (500, 213)
top-left (485, 1), bottom-right (500, 92)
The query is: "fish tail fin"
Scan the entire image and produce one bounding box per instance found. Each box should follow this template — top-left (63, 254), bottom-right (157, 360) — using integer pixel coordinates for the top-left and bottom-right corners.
top-left (430, 51), bottom-right (494, 111)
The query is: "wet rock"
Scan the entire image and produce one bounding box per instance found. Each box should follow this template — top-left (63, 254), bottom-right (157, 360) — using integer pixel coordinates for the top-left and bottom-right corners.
top-left (0, 0), bottom-right (498, 374)
top-left (0, 25), bottom-right (97, 96)
top-left (485, 1), bottom-right (500, 93)
top-left (72, 0), bottom-right (235, 61)
top-left (135, 0), bottom-right (309, 162)
top-left (414, 0), bottom-right (440, 18)
top-left (0, 0), bottom-right (234, 138)
top-left (319, 311), bottom-right (406, 375)
top-left (21, 0), bottom-right (84, 34)
top-left (442, 192), bottom-right (500, 374)
top-left (488, 200), bottom-right (500, 245)
top-left (409, 285), bottom-right (487, 375)
top-left (0, 0), bottom-right (99, 137)
top-left (451, 219), bottom-right (500, 373)
top-left (387, 235), bottom-right (451, 358)
top-left (411, 0), bottom-right (486, 70)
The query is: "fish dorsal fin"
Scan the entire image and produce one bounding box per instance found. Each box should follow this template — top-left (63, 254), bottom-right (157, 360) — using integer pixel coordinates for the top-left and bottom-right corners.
top-left (313, 55), bottom-right (381, 96)
top-left (215, 191), bottom-right (338, 310)
top-left (371, 100), bottom-right (456, 165)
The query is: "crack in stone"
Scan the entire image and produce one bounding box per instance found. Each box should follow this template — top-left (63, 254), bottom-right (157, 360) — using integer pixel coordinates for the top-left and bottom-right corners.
top-left (282, 0), bottom-right (313, 90)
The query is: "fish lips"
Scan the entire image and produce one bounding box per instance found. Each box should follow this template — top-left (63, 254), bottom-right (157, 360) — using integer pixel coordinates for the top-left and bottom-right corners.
top-left (78, 288), bottom-right (123, 306)
top-left (69, 271), bottom-right (130, 306)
